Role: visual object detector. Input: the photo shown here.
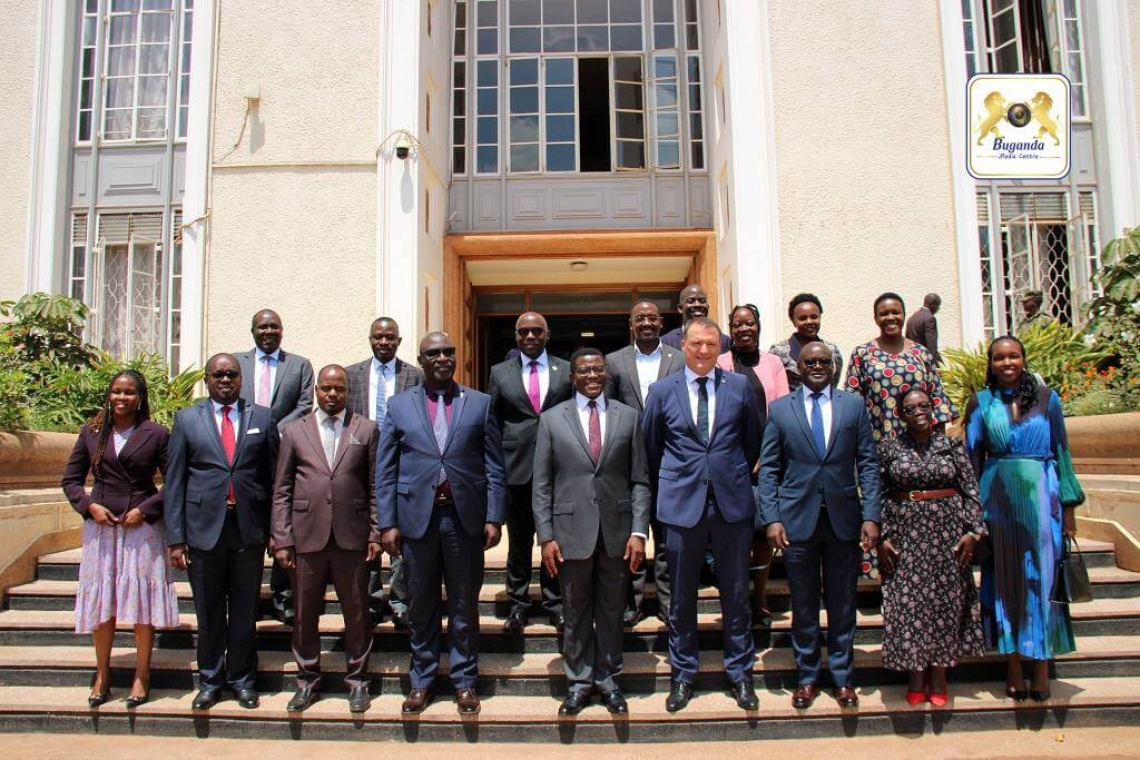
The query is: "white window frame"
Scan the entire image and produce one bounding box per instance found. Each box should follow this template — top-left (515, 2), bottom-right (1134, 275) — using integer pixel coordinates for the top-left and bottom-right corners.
top-left (101, 0), bottom-right (179, 143)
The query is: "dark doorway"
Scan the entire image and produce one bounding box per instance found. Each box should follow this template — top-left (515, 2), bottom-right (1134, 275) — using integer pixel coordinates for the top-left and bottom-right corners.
top-left (578, 58), bottom-right (611, 172)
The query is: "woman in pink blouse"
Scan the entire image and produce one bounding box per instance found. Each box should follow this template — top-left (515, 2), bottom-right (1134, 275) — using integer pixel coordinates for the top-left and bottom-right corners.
top-left (717, 303), bottom-right (790, 626)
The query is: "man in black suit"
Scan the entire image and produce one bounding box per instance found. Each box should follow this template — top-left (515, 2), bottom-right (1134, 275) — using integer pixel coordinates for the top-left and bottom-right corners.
top-left (904, 293), bottom-right (942, 364)
top-left (488, 311), bottom-right (573, 632)
top-left (235, 308), bottom-right (314, 625)
top-left (659, 285), bottom-right (730, 353)
top-left (345, 316), bottom-right (424, 627)
top-left (604, 300), bottom-right (685, 625)
top-left (166, 353), bottom-right (280, 710)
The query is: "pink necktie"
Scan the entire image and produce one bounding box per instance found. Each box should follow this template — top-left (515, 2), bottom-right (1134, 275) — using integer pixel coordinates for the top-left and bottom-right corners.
top-left (527, 360), bottom-right (541, 413)
top-left (587, 400), bottom-right (601, 464)
top-left (258, 356), bottom-right (272, 406)
top-left (221, 405), bottom-right (236, 503)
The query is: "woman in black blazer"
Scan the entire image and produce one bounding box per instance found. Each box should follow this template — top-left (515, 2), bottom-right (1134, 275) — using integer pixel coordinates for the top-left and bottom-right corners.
top-left (61, 370), bottom-right (177, 708)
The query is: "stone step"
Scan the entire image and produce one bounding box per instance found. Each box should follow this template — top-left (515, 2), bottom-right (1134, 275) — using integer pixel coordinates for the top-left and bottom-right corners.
top-left (0, 636), bottom-right (1135, 694)
top-left (0, 677), bottom-right (1136, 742)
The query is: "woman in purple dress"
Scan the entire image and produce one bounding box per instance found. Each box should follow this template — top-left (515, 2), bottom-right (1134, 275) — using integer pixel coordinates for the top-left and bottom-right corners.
top-left (61, 370), bottom-right (178, 708)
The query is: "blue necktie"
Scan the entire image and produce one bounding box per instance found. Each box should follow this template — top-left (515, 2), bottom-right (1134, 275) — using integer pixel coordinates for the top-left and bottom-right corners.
top-left (696, 377), bottom-right (710, 445)
top-left (375, 364), bottom-right (388, 422)
top-left (810, 391), bottom-right (827, 458)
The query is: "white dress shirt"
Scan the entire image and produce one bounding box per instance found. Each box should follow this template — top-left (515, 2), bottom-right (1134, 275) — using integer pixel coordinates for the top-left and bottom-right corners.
top-left (111, 426), bottom-right (134, 455)
top-left (575, 392), bottom-right (646, 540)
top-left (801, 384), bottom-right (834, 448)
top-left (368, 357), bottom-right (399, 421)
top-left (683, 366), bottom-right (717, 432)
top-left (633, 341), bottom-right (663, 403)
top-left (253, 348), bottom-right (280, 401)
top-left (519, 350), bottom-right (551, 405)
top-left (315, 407), bottom-right (345, 465)
top-left (210, 399), bottom-right (242, 438)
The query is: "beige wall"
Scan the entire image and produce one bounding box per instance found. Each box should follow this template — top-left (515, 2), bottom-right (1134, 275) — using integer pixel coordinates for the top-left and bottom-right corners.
top-left (204, 1), bottom-right (381, 370)
top-left (0, 4), bottom-right (39, 302)
top-left (767, 1), bottom-right (963, 358)
top-left (1131, 1), bottom-right (1140, 169)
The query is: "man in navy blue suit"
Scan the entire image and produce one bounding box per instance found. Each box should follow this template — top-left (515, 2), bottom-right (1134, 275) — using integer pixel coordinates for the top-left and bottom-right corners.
top-left (376, 332), bottom-right (506, 715)
top-left (642, 317), bottom-right (765, 712)
top-left (759, 341), bottom-right (881, 710)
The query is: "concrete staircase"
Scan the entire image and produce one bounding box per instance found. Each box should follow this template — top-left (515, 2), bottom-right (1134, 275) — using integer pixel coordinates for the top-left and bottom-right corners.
top-left (0, 534), bottom-right (1139, 743)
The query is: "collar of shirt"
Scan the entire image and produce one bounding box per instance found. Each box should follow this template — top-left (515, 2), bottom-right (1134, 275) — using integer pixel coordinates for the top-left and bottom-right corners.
top-left (425, 382), bottom-right (458, 401)
top-left (372, 356), bottom-right (397, 377)
top-left (255, 348), bottom-right (281, 363)
top-left (683, 366), bottom-right (715, 386)
top-left (801, 384), bottom-right (833, 402)
top-left (575, 392), bottom-right (606, 412)
top-left (634, 341), bottom-right (662, 359)
top-left (519, 350), bottom-right (549, 370)
top-left (315, 408), bottom-right (345, 426)
top-left (211, 399), bottom-right (240, 415)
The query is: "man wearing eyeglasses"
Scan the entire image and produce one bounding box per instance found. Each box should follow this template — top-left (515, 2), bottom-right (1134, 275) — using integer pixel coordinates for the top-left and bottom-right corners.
top-left (758, 341), bottom-right (881, 711)
top-left (166, 353), bottom-right (280, 711)
top-left (488, 312), bottom-right (573, 633)
top-left (376, 332), bottom-right (506, 715)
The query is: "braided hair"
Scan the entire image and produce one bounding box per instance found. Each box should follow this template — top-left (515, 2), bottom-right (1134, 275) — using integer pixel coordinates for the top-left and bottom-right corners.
top-left (89, 369), bottom-right (151, 473)
top-left (985, 335), bottom-right (1038, 410)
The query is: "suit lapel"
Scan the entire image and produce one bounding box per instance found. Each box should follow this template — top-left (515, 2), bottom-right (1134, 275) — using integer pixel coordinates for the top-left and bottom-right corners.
top-left (271, 351), bottom-right (289, 404)
top-left (598, 402), bottom-right (620, 470)
top-left (658, 347), bottom-right (679, 379)
top-left (231, 401), bottom-right (254, 465)
top-left (442, 389), bottom-right (467, 453)
top-left (331, 413), bottom-right (356, 472)
top-left (823, 391), bottom-right (844, 460)
top-left (672, 375), bottom-right (700, 441)
top-left (410, 387), bottom-right (438, 452)
top-left (114, 422), bottom-right (151, 465)
top-left (562, 402), bottom-right (593, 464)
top-left (621, 349), bottom-right (643, 407)
top-left (543, 359), bottom-right (567, 411)
top-left (198, 402), bottom-right (228, 464)
top-left (708, 368), bottom-right (729, 445)
top-left (788, 391), bottom-right (821, 460)
top-left (301, 414), bottom-right (331, 473)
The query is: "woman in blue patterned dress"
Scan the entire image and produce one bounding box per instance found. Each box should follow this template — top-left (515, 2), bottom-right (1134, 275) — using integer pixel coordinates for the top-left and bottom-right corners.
top-left (964, 336), bottom-right (1083, 702)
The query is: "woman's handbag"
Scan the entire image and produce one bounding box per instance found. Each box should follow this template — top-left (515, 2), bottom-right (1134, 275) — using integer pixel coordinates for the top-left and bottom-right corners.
top-left (1050, 536), bottom-right (1093, 604)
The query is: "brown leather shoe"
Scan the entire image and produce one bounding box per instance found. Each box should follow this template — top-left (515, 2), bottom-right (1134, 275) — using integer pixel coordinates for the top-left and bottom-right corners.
top-left (791, 683), bottom-right (818, 709)
top-left (836, 686), bottom-right (859, 708)
top-left (455, 688), bottom-right (481, 714)
top-left (402, 687), bottom-right (434, 713)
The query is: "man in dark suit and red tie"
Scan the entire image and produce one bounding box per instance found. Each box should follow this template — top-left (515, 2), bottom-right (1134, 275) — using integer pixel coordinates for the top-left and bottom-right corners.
top-left (345, 316), bottom-right (423, 627)
top-left (641, 318), bottom-right (765, 713)
top-left (166, 353), bottom-right (279, 711)
top-left (488, 311), bottom-right (573, 632)
top-left (272, 365), bottom-right (381, 714)
top-left (377, 332), bottom-right (506, 715)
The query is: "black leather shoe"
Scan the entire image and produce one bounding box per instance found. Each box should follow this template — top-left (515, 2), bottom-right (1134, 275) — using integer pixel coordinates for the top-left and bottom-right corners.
top-left (192, 689), bottom-right (220, 710)
top-left (558, 691), bottom-right (590, 716)
top-left (665, 680), bottom-right (693, 712)
top-left (392, 610), bottom-right (409, 630)
top-left (235, 688), bottom-right (260, 709)
top-left (87, 690), bottom-right (112, 708)
top-left (124, 691), bottom-right (150, 709)
top-left (732, 680), bottom-right (759, 710)
top-left (549, 611), bottom-right (565, 632)
top-left (402, 687), bottom-right (434, 713)
top-left (287, 687), bottom-right (318, 712)
top-left (348, 685), bottom-right (371, 713)
top-left (622, 609), bottom-right (645, 628)
top-left (503, 609), bottom-right (527, 633)
top-left (600, 689), bottom-right (628, 714)
top-left (369, 607), bottom-right (386, 626)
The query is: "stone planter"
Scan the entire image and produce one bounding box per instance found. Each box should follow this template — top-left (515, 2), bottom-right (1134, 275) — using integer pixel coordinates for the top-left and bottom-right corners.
top-left (0, 431), bottom-right (78, 490)
top-left (1067, 411), bottom-right (1140, 476)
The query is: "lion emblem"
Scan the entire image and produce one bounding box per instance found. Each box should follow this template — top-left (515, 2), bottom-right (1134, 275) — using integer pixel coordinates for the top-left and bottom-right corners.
top-left (976, 91), bottom-right (1007, 145)
top-left (1030, 91), bottom-right (1061, 145)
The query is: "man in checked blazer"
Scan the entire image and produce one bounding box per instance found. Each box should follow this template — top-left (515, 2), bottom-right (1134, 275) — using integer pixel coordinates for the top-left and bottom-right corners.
top-left (272, 365), bottom-right (381, 714)
top-left (604, 300), bottom-right (685, 626)
top-left (344, 316), bottom-right (423, 627)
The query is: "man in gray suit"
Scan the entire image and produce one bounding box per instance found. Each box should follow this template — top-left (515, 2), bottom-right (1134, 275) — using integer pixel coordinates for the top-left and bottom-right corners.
top-left (533, 348), bottom-right (650, 715)
top-left (235, 308), bottom-right (315, 625)
top-left (604, 300), bottom-right (685, 626)
top-left (345, 316), bottom-right (424, 627)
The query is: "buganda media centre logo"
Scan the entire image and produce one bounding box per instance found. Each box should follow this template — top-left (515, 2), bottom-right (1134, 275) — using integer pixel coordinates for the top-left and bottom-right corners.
top-left (967, 74), bottom-right (1071, 180)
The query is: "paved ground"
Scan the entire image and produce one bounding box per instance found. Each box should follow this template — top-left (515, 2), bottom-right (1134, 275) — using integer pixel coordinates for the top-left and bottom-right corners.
top-left (3, 727), bottom-right (1140, 758)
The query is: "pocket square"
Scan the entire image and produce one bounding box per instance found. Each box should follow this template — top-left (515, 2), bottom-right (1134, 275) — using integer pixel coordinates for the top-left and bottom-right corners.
top-left (246, 427), bottom-right (261, 435)
top-left (348, 434), bottom-right (363, 446)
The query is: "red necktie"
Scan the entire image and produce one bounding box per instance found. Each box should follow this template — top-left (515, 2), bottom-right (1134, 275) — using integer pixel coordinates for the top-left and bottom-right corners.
top-left (588, 400), bottom-right (601, 464)
top-left (221, 404), bottom-right (236, 502)
top-left (528, 360), bottom-right (542, 413)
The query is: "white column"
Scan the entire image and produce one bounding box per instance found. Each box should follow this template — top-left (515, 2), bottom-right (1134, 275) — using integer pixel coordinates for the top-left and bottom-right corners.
top-left (1095, 0), bottom-right (1140, 236)
top-left (178, 0), bottom-right (216, 371)
top-left (25, 0), bottom-right (71, 294)
top-left (939, 0), bottom-right (986, 345)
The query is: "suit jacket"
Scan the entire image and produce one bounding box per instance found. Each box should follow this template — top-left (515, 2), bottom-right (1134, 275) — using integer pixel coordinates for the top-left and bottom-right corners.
top-left (758, 388), bottom-right (882, 543)
top-left (272, 411), bottom-right (380, 554)
top-left (641, 368), bottom-right (765, 528)
top-left (532, 398), bottom-right (651, 560)
top-left (344, 357), bottom-right (424, 420)
top-left (603, 343), bottom-right (685, 413)
top-left (61, 420), bottom-right (169, 521)
top-left (904, 307), bottom-right (940, 364)
top-left (376, 385), bottom-right (507, 540)
top-left (236, 348), bottom-right (315, 428)
top-left (488, 355), bottom-right (574, 485)
top-left (164, 399), bottom-right (280, 551)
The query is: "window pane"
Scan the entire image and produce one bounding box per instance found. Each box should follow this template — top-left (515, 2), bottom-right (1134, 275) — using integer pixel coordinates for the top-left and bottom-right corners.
top-left (510, 86), bottom-right (538, 113)
top-left (546, 57), bottom-right (574, 84)
top-left (477, 0), bottom-right (499, 25)
top-left (477, 60), bottom-right (498, 86)
top-left (655, 83), bottom-right (677, 108)
top-left (657, 112), bottom-right (679, 137)
top-left (510, 115), bottom-right (539, 142)
top-left (477, 116), bottom-right (499, 142)
top-left (614, 83), bottom-right (643, 109)
top-left (140, 45), bottom-right (167, 74)
top-left (613, 57), bottom-right (642, 82)
top-left (137, 107), bottom-right (165, 137)
top-left (108, 46), bottom-right (136, 76)
top-left (140, 13), bottom-right (170, 42)
top-left (689, 112), bottom-right (703, 140)
top-left (477, 28), bottom-right (498, 54)
top-left (543, 26), bottom-right (575, 52)
top-left (477, 146), bottom-right (499, 172)
top-left (82, 48), bottom-right (95, 78)
top-left (655, 56), bottom-right (677, 78)
top-left (611, 24), bottom-right (642, 51)
top-left (576, 25), bottom-right (607, 51)
top-left (616, 111), bottom-right (643, 138)
top-left (685, 23), bottom-right (698, 50)
top-left (112, 0), bottom-right (141, 12)
top-left (109, 16), bottom-right (137, 45)
top-left (453, 146), bottom-right (467, 173)
top-left (654, 24), bottom-right (675, 49)
top-left (577, 0), bottom-right (607, 23)
top-left (657, 141), bottom-right (680, 167)
top-left (78, 111), bottom-right (92, 140)
top-left (546, 85), bottom-right (574, 113)
top-left (477, 88), bottom-right (499, 114)
top-left (454, 117), bottom-right (466, 143)
top-left (138, 76), bottom-right (168, 106)
top-left (616, 140), bottom-right (645, 168)
top-left (652, 0), bottom-right (673, 21)
top-left (610, 0), bottom-right (641, 23)
top-left (510, 58), bottom-right (539, 84)
top-left (104, 109), bottom-right (131, 139)
top-left (453, 88), bottom-right (466, 116)
top-left (547, 144), bottom-right (576, 171)
top-left (510, 27), bottom-right (541, 52)
top-left (691, 141), bottom-right (704, 169)
top-left (510, 0), bottom-right (541, 24)
top-left (546, 114), bottom-right (575, 141)
top-left (106, 79), bottom-right (135, 108)
top-left (543, 0), bottom-right (574, 24)
top-left (143, 0), bottom-right (173, 9)
top-left (510, 144), bottom-right (540, 171)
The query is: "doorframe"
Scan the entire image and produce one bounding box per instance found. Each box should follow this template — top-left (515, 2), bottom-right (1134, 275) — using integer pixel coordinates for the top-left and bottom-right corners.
top-left (443, 229), bottom-right (717, 385)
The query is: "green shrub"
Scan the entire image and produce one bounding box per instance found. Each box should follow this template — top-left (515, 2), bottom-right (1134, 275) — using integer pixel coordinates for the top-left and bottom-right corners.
top-left (1064, 389), bottom-right (1140, 417)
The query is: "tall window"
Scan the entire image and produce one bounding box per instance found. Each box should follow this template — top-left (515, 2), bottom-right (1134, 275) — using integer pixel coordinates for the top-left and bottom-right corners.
top-left (452, 0), bottom-right (707, 175)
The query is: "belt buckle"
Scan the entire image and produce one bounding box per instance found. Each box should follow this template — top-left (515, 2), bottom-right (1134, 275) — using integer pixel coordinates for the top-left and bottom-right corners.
top-left (908, 490), bottom-right (921, 501)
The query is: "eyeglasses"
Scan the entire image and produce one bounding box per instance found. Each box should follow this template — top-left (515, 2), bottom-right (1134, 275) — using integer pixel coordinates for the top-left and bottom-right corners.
top-left (902, 401), bottom-right (933, 416)
top-left (516, 327), bottom-right (546, 337)
top-left (422, 347), bottom-right (456, 359)
top-left (801, 358), bottom-right (831, 368)
top-left (574, 367), bottom-right (605, 376)
top-left (209, 370), bottom-right (240, 379)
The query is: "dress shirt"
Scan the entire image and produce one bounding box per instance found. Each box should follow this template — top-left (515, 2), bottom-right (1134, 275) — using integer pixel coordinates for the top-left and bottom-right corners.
top-left (801, 384), bottom-right (833, 449)
top-left (574, 392), bottom-right (645, 540)
top-left (368, 357), bottom-right (399, 421)
top-left (111, 426), bottom-right (134, 455)
top-left (633, 341), bottom-right (663, 402)
top-left (683, 366), bottom-right (717, 432)
top-left (253, 348), bottom-right (280, 402)
top-left (210, 399), bottom-right (242, 438)
top-left (519, 350), bottom-right (551, 406)
top-left (314, 407), bottom-right (345, 464)
top-left (425, 384), bottom-right (457, 499)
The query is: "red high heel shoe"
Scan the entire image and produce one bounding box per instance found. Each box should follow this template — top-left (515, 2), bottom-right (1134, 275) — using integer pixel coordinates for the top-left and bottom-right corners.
top-left (928, 690), bottom-right (949, 707)
top-left (906, 689), bottom-right (927, 705)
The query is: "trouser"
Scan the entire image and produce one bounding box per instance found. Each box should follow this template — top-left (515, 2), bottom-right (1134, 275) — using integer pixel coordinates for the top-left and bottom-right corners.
top-left (367, 554), bottom-right (408, 617)
top-left (505, 481), bottom-right (561, 615)
top-left (293, 539), bottom-right (372, 690)
top-left (560, 541), bottom-right (628, 694)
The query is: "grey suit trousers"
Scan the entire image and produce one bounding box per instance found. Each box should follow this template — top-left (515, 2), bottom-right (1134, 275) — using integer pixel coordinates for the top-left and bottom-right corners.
top-left (559, 543), bottom-right (628, 694)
